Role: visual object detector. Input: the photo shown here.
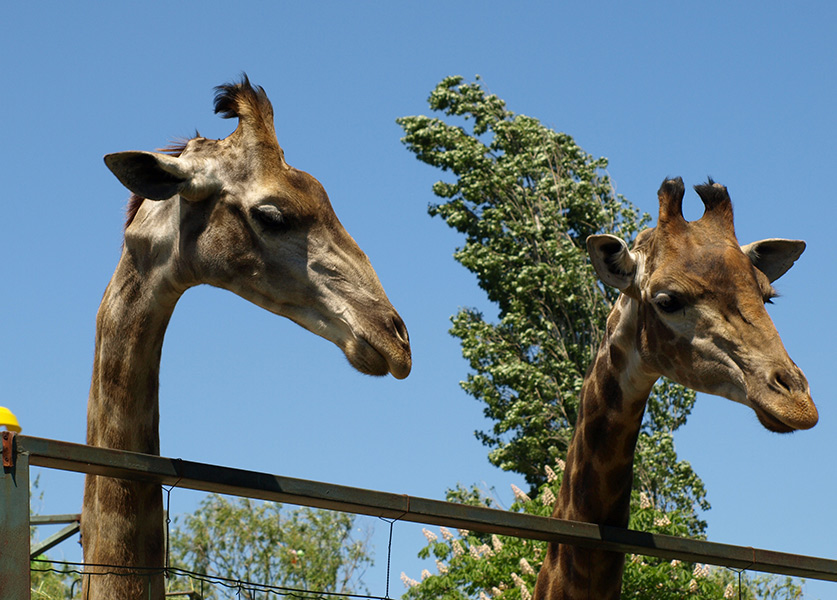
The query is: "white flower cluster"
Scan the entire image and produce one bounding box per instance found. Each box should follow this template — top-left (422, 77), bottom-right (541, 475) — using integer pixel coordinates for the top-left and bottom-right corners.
top-left (688, 578), bottom-right (698, 592)
top-left (692, 563), bottom-right (711, 579)
top-left (439, 526), bottom-right (453, 541)
top-left (723, 583), bottom-right (735, 598)
top-left (555, 458), bottom-right (566, 471)
top-left (491, 534), bottom-right (503, 552)
top-left (510, 572), bottom-right (532, 600)
top-left (541, 487), bottom-right (556, 506)
top-left (653, 514), bottom-right (671, 527)
top-left (511, 484), bottom-right (531, 502)
top-left (639, 492), bottom-right (653, 510)
top-left (519, 557), bottom-right (536, 576)
top-left (544, 465), bottom-right (558, 482)
top-left (422, 527), bottom-right (437, 543)
top-left (435, 559), bottom-right (448, 574)
top-left (400, 572), bottom-right (418, 588)
top-left (452, 539), bottom-right (464, 557)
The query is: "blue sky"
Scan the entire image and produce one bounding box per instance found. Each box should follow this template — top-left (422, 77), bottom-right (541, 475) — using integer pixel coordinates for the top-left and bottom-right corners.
top-left (2, 2), bottom-right (835, 597)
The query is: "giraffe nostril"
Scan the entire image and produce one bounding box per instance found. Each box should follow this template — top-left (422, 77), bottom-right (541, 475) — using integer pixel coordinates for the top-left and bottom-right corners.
top-left (773, 371), bottom-right (791, 393)
top-left (771, 368), bottom-right (806, 395)
top-left (391, 314), bottom-right (410, 347)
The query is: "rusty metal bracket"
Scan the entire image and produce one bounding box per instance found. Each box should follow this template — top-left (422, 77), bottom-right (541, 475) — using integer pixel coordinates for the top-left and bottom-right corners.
top-left (1, 431), bottom-right (15, 468)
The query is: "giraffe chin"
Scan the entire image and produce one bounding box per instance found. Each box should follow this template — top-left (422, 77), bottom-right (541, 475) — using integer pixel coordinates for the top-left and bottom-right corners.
top-left (750, 396), bottom-right (818, 433)
top-left (344, 336), bottom-right (412, 380)
top-left (752, 407), bottom-right (797, 434)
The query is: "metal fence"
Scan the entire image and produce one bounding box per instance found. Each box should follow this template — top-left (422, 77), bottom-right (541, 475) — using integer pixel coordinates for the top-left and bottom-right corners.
top-left (3, 432), bottom-right (837, 598)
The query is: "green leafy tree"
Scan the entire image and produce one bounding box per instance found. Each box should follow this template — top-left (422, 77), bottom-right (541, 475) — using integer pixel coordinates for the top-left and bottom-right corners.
top-left (167, 494), bottom-right (373, 599)
top-left (30, 558), bottom-right (75, 600)
top-left (401, 466), bottom-right (801, 600)
top-left (396, 76), bottom-right (802, 598)
top-left (29, 477), bottom-right (77, 599)
top-left (397, 75), bottom-right (704, 531)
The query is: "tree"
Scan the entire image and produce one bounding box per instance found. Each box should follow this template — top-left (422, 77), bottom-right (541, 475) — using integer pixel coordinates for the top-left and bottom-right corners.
top-left (400, 471), bottom-right (802, 600)
top-left (167, 494), bottom-right (373, 599)
top-left (30, 557), bottom-right (75, 600)
top-left (29, 477), bottom-right (77, 599)
top-left (396, 76), bottom-right (802, 598)
top-left (396, 75), bottom-right (704, 530)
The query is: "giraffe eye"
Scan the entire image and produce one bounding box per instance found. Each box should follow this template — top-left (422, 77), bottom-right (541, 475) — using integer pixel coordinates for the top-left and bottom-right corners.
top-left (653, 292), bottom-right (685, 314)
top-left (251, 204), bottom-right (287, 231)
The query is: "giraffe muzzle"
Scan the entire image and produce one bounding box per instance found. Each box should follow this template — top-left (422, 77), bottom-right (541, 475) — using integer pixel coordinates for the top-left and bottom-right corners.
top-left (750, 366), bottom-right (817, 432)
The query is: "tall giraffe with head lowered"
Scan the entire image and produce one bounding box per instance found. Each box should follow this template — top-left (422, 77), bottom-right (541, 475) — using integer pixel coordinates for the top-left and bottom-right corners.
top-left (83, 76), bottom-right (412, 599)
top-left (533, 178), bottom-right (817, 599)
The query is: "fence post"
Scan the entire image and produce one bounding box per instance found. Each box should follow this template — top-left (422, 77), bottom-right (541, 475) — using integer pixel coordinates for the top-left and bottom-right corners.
top-left (1, 432), bottom-right (31, 599)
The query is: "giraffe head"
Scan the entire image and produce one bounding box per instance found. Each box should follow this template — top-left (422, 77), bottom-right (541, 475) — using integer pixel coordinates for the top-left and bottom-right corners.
top-left (103, 76), bottom-right (411, 379)
top-left (587, 177), bottom-right (816, 432)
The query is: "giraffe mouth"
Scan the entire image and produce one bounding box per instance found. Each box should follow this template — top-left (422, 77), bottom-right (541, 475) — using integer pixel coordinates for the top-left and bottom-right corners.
top-left (751, 405), bottom-right (796, 433)
top-left (748, 389), bottom-right (818, 433)
top-left (344, 325), bottom-right (412, 380)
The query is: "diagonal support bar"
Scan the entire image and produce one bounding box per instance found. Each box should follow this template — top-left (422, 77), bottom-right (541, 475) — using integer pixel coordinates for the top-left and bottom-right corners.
top-left (31, 521), bottom-right (81, 559)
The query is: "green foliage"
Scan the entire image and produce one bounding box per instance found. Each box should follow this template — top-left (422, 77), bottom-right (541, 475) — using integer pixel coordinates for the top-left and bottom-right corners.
top-left (401, 468), bottom-right (802, 600)
top-left (29, 477), bottom-right (77, 599)
top-left (167, 494), bottom-right (372, 599)
top-left (30, 560), bottom-right (75, 600)
top-left (397, 75), bottom-right (704, 530)
top-left (398, 76), bottom-right (803, 599)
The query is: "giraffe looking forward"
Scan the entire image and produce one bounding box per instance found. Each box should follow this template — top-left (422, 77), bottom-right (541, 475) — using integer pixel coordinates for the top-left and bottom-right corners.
top-left (83, 76), bottom-right (411, 599)
top-left (533, 178), bottom-right (817, 599)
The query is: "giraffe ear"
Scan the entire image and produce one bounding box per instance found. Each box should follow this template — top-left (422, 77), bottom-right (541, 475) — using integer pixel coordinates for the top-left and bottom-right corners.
top-left (587, 234), bottom-right (637, 291)
top-left (740, 238), bottom-right (806, 283)
top-left (104, 151), bottom-right (218, 201)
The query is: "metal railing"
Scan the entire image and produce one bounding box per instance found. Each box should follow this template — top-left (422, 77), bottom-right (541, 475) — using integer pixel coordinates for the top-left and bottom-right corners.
top-left (3, 432), bottom-right (836, 598)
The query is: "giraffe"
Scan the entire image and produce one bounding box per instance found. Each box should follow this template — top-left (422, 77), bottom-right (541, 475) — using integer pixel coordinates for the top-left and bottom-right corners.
top-left (533, 177), bottom-right (817, 600)
top-left (82, 76), bottom-right (412, 600)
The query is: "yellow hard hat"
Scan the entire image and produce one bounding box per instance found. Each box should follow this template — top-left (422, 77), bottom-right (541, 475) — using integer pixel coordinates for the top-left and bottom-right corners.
top-left (0, 407), bottom-right (21, 433)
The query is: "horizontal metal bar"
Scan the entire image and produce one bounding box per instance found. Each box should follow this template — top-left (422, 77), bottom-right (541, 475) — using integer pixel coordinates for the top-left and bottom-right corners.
top-left (31, 522), bottom-right (80, 559)
top-left (30, 513), bottom-right (80, 525)
top-left (16, 435), bottom-right (837, 582)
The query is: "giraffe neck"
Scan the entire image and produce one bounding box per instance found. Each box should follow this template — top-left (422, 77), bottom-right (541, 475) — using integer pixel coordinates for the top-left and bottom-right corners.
top-left (535, 295), bottom-right (657, 600)
top-left (83, 248), bottom-right (181, 600)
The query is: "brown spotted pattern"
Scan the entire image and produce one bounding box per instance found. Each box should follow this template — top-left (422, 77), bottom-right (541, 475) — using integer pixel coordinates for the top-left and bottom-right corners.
top-left (533, 178), bottom-right (816, 599)
top-left (83, 77), bottom-right (411, 599)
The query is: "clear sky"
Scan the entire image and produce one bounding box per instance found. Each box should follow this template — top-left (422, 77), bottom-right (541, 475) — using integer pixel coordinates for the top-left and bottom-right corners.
top-left (2, 2), bottom-right (835, 597)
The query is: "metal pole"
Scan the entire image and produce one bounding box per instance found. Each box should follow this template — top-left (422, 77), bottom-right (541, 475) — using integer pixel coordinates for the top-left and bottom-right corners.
top-left (1, 432), bottom-right (31, 599)
top-left (16, 434), bottom-right (837, 583)
top-left (30, 513), bottom-right (81, 525)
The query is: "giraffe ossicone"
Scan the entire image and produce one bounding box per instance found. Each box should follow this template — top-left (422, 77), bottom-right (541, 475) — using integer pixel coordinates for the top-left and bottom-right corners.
top-left (82, 76), bottom-right (411, 600)
top-left (534, 177), bottom-right (816, 599)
